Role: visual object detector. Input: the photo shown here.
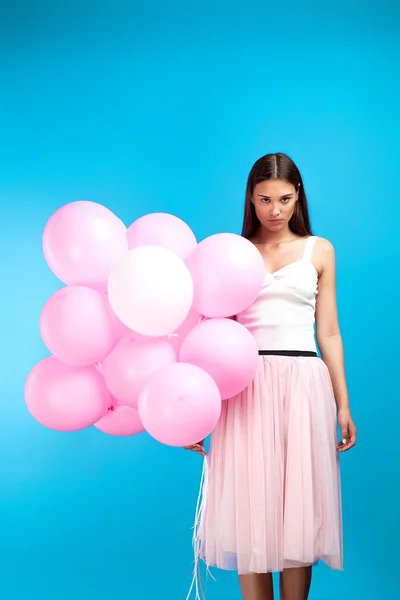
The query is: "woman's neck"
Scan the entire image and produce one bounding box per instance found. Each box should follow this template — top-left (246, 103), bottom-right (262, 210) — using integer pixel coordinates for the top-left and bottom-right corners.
top-left (252, 225), bottom-right (298, 245)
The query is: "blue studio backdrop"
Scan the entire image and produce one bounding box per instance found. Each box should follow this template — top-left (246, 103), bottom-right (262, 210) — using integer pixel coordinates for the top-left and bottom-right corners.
top-left (0, 1), bottom-right (398, 599)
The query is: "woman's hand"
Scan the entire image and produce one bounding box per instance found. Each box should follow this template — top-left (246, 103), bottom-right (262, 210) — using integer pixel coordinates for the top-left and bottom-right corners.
top-left (184, 440), bottom-right (206, 457)
top-left (337, 408), bottom-right (357, 452)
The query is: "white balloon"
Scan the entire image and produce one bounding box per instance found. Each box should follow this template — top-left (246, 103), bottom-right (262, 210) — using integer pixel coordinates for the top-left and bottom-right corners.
top-left (107, 245), bottom-right (194, 337)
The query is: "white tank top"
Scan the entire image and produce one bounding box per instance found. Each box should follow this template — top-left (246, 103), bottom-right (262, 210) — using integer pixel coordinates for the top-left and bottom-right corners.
top-left (237, 236), bottom-right (318, 352)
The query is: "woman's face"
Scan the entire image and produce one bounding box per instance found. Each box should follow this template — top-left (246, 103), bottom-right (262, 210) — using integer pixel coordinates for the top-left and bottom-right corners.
top-left (252, 179), bottom-right (298, 233)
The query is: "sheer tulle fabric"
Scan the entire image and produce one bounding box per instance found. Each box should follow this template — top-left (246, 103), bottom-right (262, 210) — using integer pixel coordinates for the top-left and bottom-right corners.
top-left (198, 355), bottom-right (343, 574)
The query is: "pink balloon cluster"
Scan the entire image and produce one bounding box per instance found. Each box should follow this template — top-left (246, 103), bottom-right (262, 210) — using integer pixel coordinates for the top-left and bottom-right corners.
top-left (25, 202), bottom-right (265, 446)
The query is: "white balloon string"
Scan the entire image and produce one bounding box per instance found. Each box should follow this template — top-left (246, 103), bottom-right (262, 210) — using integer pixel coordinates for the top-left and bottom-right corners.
top-left (167, 333), bottom-right (179, 340)
top-left (108, 406), bottom-right (123, 418)
top-left (186, 457), bottom-right (213, 600)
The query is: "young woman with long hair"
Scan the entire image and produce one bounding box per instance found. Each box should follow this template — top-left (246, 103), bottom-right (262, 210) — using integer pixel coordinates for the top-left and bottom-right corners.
top-left (186, 152), bottom-right (356, 600)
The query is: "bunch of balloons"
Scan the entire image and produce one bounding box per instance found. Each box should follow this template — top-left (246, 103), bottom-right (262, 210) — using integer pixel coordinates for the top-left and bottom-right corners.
top-left (24, 201), bottom-right (265, 447)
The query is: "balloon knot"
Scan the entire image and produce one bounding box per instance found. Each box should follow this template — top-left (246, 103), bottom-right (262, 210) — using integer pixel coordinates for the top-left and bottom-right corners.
top-left (167, 333), bottom-right (178, 340)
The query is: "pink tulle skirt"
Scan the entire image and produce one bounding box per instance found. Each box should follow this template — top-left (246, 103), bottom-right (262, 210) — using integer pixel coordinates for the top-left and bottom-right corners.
top-left (198, 355), bottom-right (343, 574)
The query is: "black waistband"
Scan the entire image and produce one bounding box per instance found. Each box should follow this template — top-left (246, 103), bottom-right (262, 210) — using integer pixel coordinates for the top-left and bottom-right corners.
top-left (258, 350), bottom-right (318, 357)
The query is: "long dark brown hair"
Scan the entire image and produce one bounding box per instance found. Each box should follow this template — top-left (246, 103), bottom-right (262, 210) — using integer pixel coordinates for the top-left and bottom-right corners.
top-left (241, 152), bottom-right (313, 239)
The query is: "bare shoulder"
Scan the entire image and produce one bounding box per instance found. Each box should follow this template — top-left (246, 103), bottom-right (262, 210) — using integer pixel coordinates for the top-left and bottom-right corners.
top-left (313, 237), bottom-right (335, 274)
top-left (315, 236), bottom-right (334, 254)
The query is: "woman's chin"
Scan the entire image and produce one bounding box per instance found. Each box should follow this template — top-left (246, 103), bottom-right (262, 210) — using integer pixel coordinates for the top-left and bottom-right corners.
top-left (263, 220), bottom-right (287, 232)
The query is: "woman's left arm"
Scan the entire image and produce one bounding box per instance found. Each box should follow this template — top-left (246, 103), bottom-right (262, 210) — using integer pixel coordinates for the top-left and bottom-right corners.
top-left (315, 238), bottom-right (357, 452)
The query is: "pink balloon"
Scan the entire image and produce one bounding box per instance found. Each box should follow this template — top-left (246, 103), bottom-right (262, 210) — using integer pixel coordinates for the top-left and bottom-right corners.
top-left (102, 335), bottom-right (177, 408)
top-left (187, 233), bottom-right (265, 318)
top-left (94, 404), bottom-right (145, 437)
top-left (25, 357), bottom-right (111, 432)
top-left (107, 302), bottom-right (130, 341)
top-left (168, 307), bottom-right (202, 353)
top-left (42, 200), bottom-right (128, 286)
top-left (138, 363), bottom-right (221, 447)
top-left (40, 286), bottom-right (116, 366)
top-left (90, 285), bottom-right (130, 341)
top-left (127, 213), bottom-right (197, 260)
top-left (179, 318), bottom-right (259, 399)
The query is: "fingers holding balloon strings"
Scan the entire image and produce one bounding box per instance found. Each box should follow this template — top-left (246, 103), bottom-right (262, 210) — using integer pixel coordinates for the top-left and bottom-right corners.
top-left (192, 443), bottom-right (206, 456)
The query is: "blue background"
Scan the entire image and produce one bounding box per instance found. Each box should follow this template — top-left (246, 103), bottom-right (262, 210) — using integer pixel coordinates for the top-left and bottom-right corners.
top-left (0, 1), bottom-right (398, 598)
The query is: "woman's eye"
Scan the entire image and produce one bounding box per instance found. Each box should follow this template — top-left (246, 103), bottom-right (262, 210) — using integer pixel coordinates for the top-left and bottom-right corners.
top-left (281, 197), bottom-right (290, 203)
top-left (261, 198), bottom-right (270, 203)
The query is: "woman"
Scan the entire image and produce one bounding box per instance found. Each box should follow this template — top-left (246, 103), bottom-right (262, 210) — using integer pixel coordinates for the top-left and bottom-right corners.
top-left (186, 152), bottom-right (357, 600)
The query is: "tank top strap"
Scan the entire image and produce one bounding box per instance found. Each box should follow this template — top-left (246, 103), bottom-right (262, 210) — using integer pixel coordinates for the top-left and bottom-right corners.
top-left (302, 236), bottom-right (318, 262)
